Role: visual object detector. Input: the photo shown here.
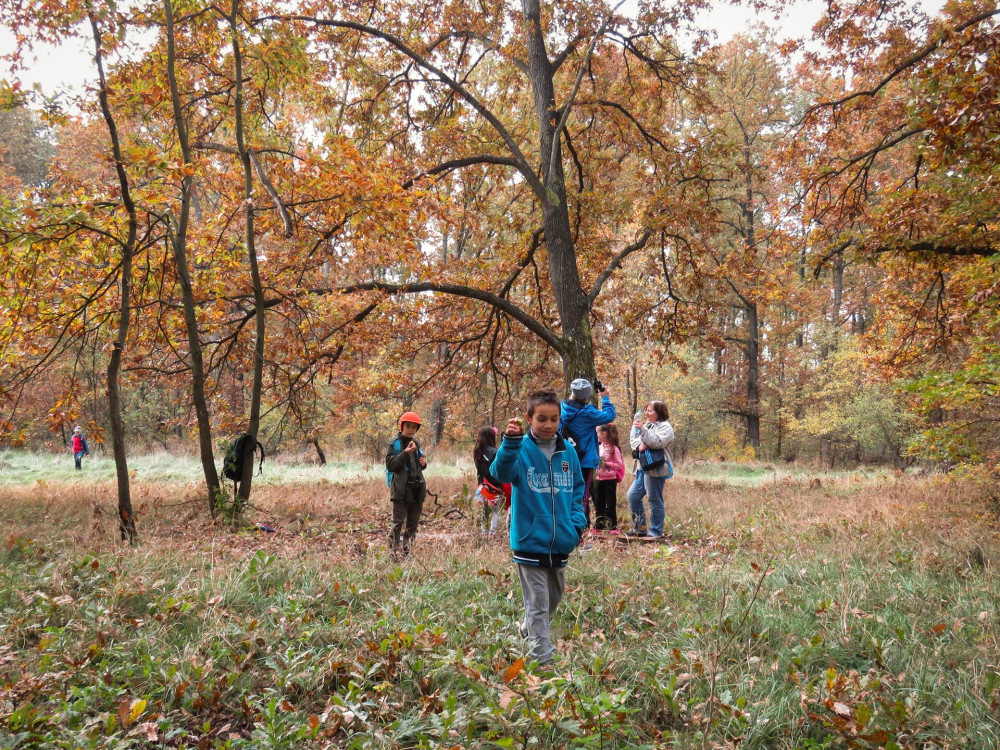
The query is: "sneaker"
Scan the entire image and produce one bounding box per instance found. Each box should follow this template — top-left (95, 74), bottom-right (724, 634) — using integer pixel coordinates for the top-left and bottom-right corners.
top-left (517, 621), bottom-right (528, 638)
top-left (579, 542), bottom-right (594, 551)
top-left (608, 529), bottom-right (621, 535)
top-left (645, 533), bottom-right (663, 540)
top-left (624, 529), bottom-right (647, 538)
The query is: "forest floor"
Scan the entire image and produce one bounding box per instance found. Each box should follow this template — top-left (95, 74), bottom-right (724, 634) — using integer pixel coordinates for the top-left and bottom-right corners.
top-left (2, 454), bottom-right (1000, 749)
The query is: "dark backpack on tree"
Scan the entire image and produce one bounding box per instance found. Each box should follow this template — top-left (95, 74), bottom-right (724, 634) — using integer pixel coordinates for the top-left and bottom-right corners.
top-left (223, 433), bottom-right (265, 484)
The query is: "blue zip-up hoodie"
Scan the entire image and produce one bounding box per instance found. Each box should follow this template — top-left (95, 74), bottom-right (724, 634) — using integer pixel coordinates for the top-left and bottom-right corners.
top-left (560, 396), bottom-right (616, 469)
top-left (492, 431), bottom-right (587, 566)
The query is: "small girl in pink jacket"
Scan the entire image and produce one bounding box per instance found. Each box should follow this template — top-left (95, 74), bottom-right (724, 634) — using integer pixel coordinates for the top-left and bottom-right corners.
top-left (593, 424), bottom-right (625, 532)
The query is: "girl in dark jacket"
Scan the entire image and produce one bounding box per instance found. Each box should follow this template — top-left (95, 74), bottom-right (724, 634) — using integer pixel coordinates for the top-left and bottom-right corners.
top-left (474, 426), bottom-right (509, 535)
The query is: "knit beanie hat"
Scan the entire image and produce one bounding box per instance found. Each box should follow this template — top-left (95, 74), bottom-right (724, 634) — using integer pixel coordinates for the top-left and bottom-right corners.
top-left (570, 378), bottom-right (593, 401)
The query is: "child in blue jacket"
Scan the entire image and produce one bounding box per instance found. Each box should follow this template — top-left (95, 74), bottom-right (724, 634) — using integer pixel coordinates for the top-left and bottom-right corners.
top-left (560, 378), bottom-right (615, 528)
top-left (492, 388), bottom-right (587, 667)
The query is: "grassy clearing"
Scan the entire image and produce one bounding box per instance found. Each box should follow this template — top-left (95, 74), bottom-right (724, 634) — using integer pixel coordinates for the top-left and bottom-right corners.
top-left (679, 460), bottom-right (901, 487)
top-left (0, 448), bottom-right (472, 489)
top-left (2, 461), bottom-right (1000, 749)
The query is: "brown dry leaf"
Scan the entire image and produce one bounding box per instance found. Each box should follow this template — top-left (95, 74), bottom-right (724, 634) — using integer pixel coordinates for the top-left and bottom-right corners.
top-left (118, 698), bottom-right (131, 728)
top-left (503, 658), bottom-right (524, 683)
top-left (308, 714), bottom-right (320, 731)
top-left (498, 688), bottom-right (518, 709)
top-left (832, 702), bottom-right (851, 718)
top-left (457, 663), bottom-right (485, 683)
top-left (140, 721), bottom-right (158, 741)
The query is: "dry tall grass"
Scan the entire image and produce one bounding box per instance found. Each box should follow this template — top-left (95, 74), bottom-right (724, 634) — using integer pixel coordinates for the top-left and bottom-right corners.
top-left (7, 468), bottom-right (995, 575)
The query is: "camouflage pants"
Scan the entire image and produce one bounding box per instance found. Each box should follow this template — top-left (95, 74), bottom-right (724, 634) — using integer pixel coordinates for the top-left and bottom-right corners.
top-left (389, 497), bottom-right (424, 553)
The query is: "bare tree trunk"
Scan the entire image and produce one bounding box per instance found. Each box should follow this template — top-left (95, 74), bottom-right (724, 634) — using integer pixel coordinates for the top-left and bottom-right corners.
top-left (522, 0), bottom-right (595, 387)
top-left (90, 13), bottom-right (136, 544)
top-left (831, 256), bottom-right (844, 326)
top-left (775, 357), bottom-right (784, 459)
top-left (627, 360), bottom-right (639, 418)
top-left (746, 301), bottom-right (761, 448)
top-left (231, 0), bottom-right (266, 510)
top-left (429, 397), bottom-right (446, 446)
top-left (312, 437), bottom-right (326, 466)
top-left (165, 0), bottom-right (221, 512)
top-left (429, 235), bottom-right (449, 446)
top-left (742, 142), bottom-right (761, 448)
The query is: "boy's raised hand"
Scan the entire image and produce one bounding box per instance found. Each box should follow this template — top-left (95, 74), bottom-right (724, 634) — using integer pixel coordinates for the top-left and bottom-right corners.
top-left (504, 417), bottom-right (524, 437)
top-left (404, 441), bottom-right (418, 453)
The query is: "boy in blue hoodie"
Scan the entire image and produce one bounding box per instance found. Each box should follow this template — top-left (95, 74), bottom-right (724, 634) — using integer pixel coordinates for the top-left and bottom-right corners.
top-left (492, 388), bottom-right (587, 667)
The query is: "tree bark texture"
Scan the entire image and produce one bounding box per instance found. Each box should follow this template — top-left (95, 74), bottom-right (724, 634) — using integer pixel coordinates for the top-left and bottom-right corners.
top-left (165, 0), bottom-right (221, 512)
top-left (231, 0), bottom-right (267, 509)
top-left (90, 13), bottom-right (136, 543)
top-left (742, 141), bottom-right (761, 448)
top-left (521, 0), bottom-right (595, 387)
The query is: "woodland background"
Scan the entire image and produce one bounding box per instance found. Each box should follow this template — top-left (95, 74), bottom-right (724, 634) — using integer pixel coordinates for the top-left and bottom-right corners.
top-left (3, 2), bottom-right (1000, 747)
top-left (1, 0), bottom-right (999, 529)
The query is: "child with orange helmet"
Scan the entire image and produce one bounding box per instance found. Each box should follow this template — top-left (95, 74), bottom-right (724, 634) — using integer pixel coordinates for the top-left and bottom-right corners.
top-left (385, 411), bottom-right (428, 558)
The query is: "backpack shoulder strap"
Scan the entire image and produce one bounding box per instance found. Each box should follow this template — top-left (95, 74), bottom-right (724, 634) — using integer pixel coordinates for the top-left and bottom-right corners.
top-left (562, 402), bottom-right (584, 430)
top-left (386, 437), bottom-right (404, 487)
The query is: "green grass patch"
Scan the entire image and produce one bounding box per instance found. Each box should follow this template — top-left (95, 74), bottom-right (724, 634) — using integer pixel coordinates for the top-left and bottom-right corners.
top-left (2, 470), bottom-right (999, 748)
top-left (0, 449), bottom-right (470, 489)
top-left (681, 460), bottom-right (899, 487)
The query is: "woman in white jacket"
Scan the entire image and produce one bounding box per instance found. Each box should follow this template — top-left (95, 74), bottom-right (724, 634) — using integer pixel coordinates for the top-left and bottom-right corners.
top-left (627, 401), bottom-right (675, 538)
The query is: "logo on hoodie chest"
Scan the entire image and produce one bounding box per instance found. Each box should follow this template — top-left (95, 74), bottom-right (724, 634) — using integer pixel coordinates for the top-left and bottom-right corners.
top-left (527, 465), bottom-right (572, 493)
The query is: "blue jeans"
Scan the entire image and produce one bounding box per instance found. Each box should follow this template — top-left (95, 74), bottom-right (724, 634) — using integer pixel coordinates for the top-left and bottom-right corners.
top-left (626, 469), bottom-right (666, 536)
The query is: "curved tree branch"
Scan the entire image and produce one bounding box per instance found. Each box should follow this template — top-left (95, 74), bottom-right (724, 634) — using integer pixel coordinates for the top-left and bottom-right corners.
top-left (588, 228), bottom-right (651, 305)
top-left (192, 140), bottom-right (293, 237)
top-left (266, 14), bottom-right (547, 201)
top-left (803, 9), bottom-right (1000, 119)
top-left (596, 99), bottom-right (671, 154)
top-left (547, 1), bottom-right (624, 181)
top-left (332, 280), bottom-right (566, 357)
top-left (401, 154), bottom-right (524, 189)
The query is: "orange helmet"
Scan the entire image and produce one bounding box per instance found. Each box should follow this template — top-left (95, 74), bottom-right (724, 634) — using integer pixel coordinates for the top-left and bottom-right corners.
top-left (398, 411), bottom-right (422, 429)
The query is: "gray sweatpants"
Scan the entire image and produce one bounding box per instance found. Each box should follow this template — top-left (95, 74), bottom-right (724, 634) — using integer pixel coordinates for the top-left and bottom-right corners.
top-left (517, 564), bottom-right (565, 665)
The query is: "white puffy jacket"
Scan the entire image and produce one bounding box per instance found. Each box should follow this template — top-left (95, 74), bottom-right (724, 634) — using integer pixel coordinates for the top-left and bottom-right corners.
top-left (629, 420), bottom-right (675, 478)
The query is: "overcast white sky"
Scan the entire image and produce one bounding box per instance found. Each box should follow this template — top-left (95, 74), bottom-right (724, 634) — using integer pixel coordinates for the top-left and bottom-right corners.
top-left (0, 0), bottom-right (946, 99)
